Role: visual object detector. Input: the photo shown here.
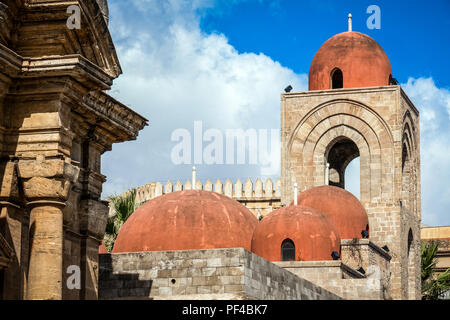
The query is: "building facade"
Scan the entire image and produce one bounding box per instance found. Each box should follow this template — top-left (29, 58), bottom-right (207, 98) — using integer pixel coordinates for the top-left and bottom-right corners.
top-left (0, 0), bottom-right (146, 299)
top-left (103, 26), bottom-right (422, 300)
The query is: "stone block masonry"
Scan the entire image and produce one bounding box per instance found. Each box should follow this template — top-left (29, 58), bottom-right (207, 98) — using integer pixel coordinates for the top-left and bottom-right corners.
top-left (99, 248), bottom-right (341, 300)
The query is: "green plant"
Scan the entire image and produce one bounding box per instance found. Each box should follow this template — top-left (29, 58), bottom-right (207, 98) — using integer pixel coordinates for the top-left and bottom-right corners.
top-left (421, 240), bottom-right (450, 300)
top-left (104, 189), bottom-right (137, 252)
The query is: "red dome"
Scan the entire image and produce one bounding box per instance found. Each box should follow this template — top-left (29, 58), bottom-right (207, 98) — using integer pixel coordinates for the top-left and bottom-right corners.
top-left (251, 205), bottom-right (340, 262)
top-left (112, 190), bottom-right (258, 253)
top-left (295, 186), bottom-right (369, 239)
top-left (99, 240), bottom-right (107, 254)
top-left (309, 32), bottom-right (392, 90)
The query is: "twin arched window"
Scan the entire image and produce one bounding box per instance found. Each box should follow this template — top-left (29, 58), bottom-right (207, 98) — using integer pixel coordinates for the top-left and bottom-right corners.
top-left (281, 239), bottom-right (295, 261)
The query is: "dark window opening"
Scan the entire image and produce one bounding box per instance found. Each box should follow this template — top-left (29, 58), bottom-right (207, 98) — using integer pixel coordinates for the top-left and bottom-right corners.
top-left (408, 229), bottom-right (413, 254)
top-left (331, 68), bottom-right (343, 89)
top-left (281, 239), bottom-right (295, 261)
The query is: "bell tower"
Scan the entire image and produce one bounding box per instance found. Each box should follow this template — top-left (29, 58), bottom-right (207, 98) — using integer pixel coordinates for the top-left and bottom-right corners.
top-left (281, 26), bottom-right (421, 299)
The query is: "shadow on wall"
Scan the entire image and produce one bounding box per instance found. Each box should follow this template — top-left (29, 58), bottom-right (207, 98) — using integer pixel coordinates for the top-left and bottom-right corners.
top-left (98, 254), bottom-right (152, 300)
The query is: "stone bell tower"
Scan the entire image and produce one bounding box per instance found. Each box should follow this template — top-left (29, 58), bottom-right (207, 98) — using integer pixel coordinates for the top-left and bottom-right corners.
top-left (0, 1), bottom-right (147, 299)
top-left (281, 19), bottom-right (421, 299)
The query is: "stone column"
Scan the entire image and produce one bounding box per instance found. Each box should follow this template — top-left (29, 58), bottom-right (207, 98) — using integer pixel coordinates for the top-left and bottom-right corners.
top-left (26, 200), bottom-right (65, 300)
top-left (18, 158), bottom-right (79, 300)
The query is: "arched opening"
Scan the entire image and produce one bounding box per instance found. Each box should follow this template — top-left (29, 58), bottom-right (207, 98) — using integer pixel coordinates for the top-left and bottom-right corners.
top-left (345, 157), bottom-right (360, 199)
top-left (331, 68), bottom-right (343, 89)
top-left (406, 228), bottom-right (416, 299)
top-left (401, 142), bottom-right (412, 210)
top-left (281, 239), bottom-right (295, 261)
top-left (326, 137), bottom-right (360, 195)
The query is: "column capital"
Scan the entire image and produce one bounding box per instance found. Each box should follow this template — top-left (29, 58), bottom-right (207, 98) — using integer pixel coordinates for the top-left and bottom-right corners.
top-left (18, 157), bottom-right (80, 203)
top-left (26, 200), bottom-right (66, 209)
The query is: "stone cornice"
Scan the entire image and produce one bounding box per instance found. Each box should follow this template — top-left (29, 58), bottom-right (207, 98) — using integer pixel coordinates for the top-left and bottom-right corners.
top-left (0, 44), bottom-right (147, 141)
top-left (282, 85), bottom-right (399, 99)
top-left (281, 85), bottom-right (420, 117)
top-left (21, 0), bottom-right (122, 78)
top-left (0, 44), bottom-right (114, 89)
top-left (81, 91), bottom-right (148, 143)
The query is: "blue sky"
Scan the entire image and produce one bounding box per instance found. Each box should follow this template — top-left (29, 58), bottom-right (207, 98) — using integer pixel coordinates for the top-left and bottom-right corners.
top-left (103, 0), bottom-right (450, 226)
top-left (200, 0), bottom-right (450, 88)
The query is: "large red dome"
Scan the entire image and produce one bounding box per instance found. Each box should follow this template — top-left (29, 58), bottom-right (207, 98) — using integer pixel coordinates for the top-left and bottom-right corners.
top-left (112, 190), bottom-right (258, 253)
top-left (295, 186), bottom-right (369, 239)
top-left (309, 32), bottom-right (392, 90)
top-left (251, 205), bottom-right (341, 262)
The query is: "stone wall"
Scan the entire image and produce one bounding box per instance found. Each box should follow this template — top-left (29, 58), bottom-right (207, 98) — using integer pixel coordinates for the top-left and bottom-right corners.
top-left (280, 86), bottom-right (421, 299)
top-left (99, 248), bottom-right (341, 300)
top-left (275, 260), bottom-right (387, 300)
top-left (340, 239), bottom-right (391, 279)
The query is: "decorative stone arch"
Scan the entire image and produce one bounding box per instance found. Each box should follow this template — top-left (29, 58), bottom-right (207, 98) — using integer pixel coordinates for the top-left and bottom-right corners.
top-left (406, 227), bottom-right (418, 299)
top-left (325, 136), bottom-right (360, 188)
top-left (312, 125), bottom-right (372, 201)
top-left (286, 99), bottom-right (394, 204)
top-left (402, 110), bottom-right (417, 150)
top-left (401, 114), bottom-right (417, 214)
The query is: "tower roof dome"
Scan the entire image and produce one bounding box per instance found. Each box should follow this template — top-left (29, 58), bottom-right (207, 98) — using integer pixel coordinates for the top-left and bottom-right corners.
top-left (112, 190), bottom-right (258, 253)
top-left (295, 185), bottom-right (369, 239)
top-left (251, 205), bottom-right (341, 262)
top-left (309, 31), bottom-right (392, 90)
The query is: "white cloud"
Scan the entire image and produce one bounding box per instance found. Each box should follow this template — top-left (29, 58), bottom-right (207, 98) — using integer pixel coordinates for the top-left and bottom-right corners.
top-left (103, 2), bottom-right (450, 227)
top-left (402, 77), bottom-right (450, 226)
top-left (103, 0), bottom-right (306, 196)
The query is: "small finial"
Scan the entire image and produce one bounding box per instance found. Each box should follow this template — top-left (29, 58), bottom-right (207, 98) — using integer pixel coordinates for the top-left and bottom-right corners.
top-left (293, 182), bottom-right (298, 206)
top-left (325, 163), bottom-right (330, 185)
top-left (348, 13), bottom-right (352, 32)
top-left (192, 166), bottom-right (196, 190)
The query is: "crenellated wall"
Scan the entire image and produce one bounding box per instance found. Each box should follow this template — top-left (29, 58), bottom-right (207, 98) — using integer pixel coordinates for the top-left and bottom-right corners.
top-left (113, 178), bottom-right (283, 218)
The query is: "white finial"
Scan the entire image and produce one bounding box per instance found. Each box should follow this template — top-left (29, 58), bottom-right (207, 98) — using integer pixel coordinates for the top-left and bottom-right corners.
top-left (348, 13), bottom-right (352, 32)
top-left (293, 182), bottom-right (298, 206)
top-left (192, 166), bottom-right (196, 190)
top-left (325, 163), bottom-right (330, 185)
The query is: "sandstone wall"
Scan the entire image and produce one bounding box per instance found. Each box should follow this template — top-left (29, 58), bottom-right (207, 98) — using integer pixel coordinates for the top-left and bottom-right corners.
top-left (99, 248), bottom-right (341, 300)
top-left (275, 260), bottom-right (386, 300)
top-left (280, 86), bottom-right (421, 299)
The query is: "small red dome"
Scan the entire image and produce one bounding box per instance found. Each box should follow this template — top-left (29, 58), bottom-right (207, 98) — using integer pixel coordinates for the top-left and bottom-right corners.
top-left (251, 205), bottom-right (341, 262)
top-left (99, 240), bottom-right (107, 254)
top-left (295, 186), bottom-right (369, 239)
top-left (309, 32), bottom-right (392, 90)
top-left (112, 190), bottom-right (258, 253)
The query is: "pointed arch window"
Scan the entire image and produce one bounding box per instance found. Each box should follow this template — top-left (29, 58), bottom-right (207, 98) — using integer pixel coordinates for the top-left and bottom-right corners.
top-left (281, 239), bottom-right (295, 261)
top-left (331, 68), bottom-right (343, 89)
